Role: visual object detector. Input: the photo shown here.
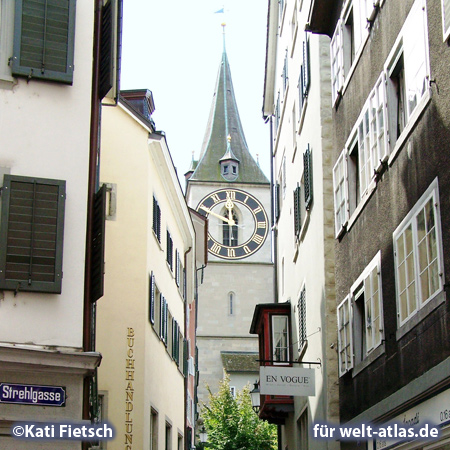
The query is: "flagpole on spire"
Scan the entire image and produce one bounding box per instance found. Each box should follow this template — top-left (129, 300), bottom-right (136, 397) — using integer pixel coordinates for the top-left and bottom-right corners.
top-left (222, 22), bottom-right (226, 53)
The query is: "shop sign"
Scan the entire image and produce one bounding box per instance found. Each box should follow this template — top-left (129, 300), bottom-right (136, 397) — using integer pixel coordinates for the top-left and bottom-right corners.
top-left (0, 382), bottom-right (66, 407)
top-left (260, 366), bottom-right (315, 396)
top-left (374, 387), bottom-right (450, 450)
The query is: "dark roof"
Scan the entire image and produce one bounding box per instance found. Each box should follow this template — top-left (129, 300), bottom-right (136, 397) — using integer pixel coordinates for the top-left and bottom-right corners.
top-left (189, 50), bottom-right (268, 185)
top-left (221, 352), bottom-right (260, 373)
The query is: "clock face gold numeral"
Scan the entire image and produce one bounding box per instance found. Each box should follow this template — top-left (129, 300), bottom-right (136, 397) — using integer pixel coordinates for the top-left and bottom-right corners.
top-left (197, 188), bottom-right (269, 260)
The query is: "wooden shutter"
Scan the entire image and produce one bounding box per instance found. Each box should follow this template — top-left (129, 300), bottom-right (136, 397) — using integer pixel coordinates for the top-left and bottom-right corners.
top-left (298, 287), bottom-right (306, 350)
top-left (175, 250), bottom-right (180, 287)
top-left (149, 272), bottom-right (155, 324)
top-left (274, 183), bottom-right (280, 222)
top-left (91, 184), bottom-right (107, 302)
top-left (183, 338), bottom-right (188, 377)
top-left (302, 35), bottom-right (310, 98)
top-left (303, 145), bottom-right (313, 210)
top-left (166, 231), bottom-right (173, 270)
top-left (12, 0), bottom-right (76, 84)
top-left (0, 175), bottom-right (65, 293)
top-left (293, 186), bottom-right (301, 237)
top-left (99, 0), bottom-right (113, 99)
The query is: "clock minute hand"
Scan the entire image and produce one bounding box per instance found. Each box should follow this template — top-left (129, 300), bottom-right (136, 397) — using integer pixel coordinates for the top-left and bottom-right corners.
top-left (200, 206), bottom-right (235, 225)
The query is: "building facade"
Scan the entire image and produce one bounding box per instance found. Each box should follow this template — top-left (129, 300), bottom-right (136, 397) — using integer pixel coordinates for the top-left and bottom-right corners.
top-left (308, 0), bottom-right (450, 449)
top-left (96, 90), bottom-right (205, 450)
top-left (185, 42), bottom-right (274, 405)
top-left (252, 0), bottom-right (340, 449)
top-left (0, 0), bottom-right (122, 447)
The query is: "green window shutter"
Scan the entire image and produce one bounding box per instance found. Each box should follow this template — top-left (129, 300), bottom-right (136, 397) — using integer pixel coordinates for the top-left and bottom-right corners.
top-left (12, 0), bottom-right (76, 84)
top-left (183, 338), bottom-right (188, 377)
top-left (149, 272), bottom-right (155, 324)
top-left (166, 231), bottom-right (173, 271)
top-left (293, 186), bottom-right (301, 237)
top-left (0, 175), bottom-right (65, 293)
top-left (302, 34), bottom-right (310, 98)
top-left (274, 182), bottom-right (280, 222)
top-left (99, 0), bottom-right (113, 99)
top-left (91, 184), bottom-right (106, 302)
top-left (304, 145), bottom-right (313, 210)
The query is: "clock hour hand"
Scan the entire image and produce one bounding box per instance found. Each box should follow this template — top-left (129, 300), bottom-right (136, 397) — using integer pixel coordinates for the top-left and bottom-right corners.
top-left (200, 206), bottom-right (235, 225)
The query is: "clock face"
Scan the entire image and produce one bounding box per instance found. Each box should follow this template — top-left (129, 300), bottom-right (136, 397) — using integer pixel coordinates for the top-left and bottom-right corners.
top-left (196, 188), bottom-right (269, 260)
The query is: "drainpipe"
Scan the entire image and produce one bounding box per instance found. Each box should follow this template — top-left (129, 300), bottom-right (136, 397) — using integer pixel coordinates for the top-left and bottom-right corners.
top-left (268, 115), bottom-right (278, 303)
top-left (83, 0), bottom-right (102, 428)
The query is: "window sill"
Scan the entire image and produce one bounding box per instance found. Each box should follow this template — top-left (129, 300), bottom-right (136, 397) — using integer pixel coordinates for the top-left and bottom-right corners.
top-left (388, 87), bottom-right (432, 167)
top-left (0, 75), bottom-right (15, 90)
top-left (396, 289), bottom-right (446, 341)
top-left (152, 230), bottom-right (163, 250)
top-left (352, 343), bottom-right (385, 378)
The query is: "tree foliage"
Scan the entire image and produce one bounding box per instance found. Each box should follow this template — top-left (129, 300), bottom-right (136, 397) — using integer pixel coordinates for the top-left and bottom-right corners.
top-left (200, 373), bottom-right (277, 450)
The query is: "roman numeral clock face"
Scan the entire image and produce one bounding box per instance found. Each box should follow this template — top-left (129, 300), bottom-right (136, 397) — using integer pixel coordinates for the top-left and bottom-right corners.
top-left (196, 188), bottom-right (269, 260)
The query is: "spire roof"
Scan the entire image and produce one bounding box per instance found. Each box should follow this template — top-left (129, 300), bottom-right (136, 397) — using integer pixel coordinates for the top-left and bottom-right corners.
top-left (189, 42), bottom-right (268, 185)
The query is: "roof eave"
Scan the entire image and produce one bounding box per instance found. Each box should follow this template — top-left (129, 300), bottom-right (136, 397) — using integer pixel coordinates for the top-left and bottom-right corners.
top-left (262, 0), bottom-right (279, 119)
top-left (305, 0), bottom-right (339, 37)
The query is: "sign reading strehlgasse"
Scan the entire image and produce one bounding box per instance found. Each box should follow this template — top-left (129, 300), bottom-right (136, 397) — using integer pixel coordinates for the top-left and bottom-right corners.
top-left (0, 382), bottom-right (66, 407)
top-left (260, 367), bottom-right (316, 397)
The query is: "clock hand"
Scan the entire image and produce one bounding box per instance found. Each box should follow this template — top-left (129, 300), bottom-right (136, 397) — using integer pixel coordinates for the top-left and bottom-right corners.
top-left (200, 206), bottom-right (235, 225)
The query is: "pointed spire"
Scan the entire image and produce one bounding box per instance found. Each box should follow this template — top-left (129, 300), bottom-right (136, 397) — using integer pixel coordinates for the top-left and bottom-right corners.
top-left (188, 31), bottom-right (268, 185)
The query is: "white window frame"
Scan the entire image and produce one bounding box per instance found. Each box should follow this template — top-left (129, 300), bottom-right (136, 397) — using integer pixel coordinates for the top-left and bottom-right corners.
top-left (333, 149), bottom-right (349, 236)
top-left (393, 178), bottom-right (444, 328)
top-left (330, 19), bottom-right (344, 105)
top-left (337, 295), bottom-right (353, 376)
top-left (385, 0), bottom-right (431, 155)
top-left (369, 73), bottom-right (389, 173)
top-left (442, 0), bottom-right (450, 42)
top-left (350, 251), bottom-right (384, 361)
top-left (272, 315), bottom-right (290, 364)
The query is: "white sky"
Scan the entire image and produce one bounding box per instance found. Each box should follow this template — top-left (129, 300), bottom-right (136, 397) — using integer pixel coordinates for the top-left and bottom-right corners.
top-left (120, 0), bottom-right (270, 186)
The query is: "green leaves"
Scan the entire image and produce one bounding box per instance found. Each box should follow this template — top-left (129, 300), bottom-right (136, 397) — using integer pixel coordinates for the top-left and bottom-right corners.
top-left (200, 373), bottom-right (277, 450)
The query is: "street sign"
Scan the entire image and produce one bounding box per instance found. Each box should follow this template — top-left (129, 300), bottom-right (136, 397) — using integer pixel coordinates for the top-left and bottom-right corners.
top-left (260, 366), bottom-right (315, 396)
top-left (0, 382), bottom-right (66, 407)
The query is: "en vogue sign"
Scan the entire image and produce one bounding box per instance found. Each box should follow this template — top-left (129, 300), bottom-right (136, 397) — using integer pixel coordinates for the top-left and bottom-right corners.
top-left (260, 367), bottom-right (315, 397)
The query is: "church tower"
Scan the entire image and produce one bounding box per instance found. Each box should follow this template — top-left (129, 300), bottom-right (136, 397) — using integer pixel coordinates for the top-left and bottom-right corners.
top-left (185, 32), bottom-right (273, 403)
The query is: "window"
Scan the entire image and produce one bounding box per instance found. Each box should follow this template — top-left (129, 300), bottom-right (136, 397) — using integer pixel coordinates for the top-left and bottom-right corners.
top-left (150, 408), bottom-right (158, 450)
top-left (338, 252), bottom-right (384, 375)
top-left (337, 296), bottom-right (353, 375)
top-left (369, 74), bottom-right (388, 172)
top-left (12, 0), bottom-right (76, 84)
top-left (351, 252), bottom-right (384, 364)
top-left (302, 34), bottom-right (311, 99)
top-left (297, 286), bottom-right (307, 354)
top-left (230, 386), bottom-right (236, 398)
top-left (386, 0), bottom-right (430, 150)
top-left (282, 49), bottom-right (288, 95)
top-left (281, 155), bottom-right (287, 199)
top-left (303, 145), bottom-right (313, 209)
top-left (165, 422), bottom-right (172, 450)
top-left (172, 319), bottom-right (180, 364)
top-left (166, 231), bottom-right (173, 271)
top-left (153, 196), bottom-right (161, 242)
top-left (178, 433), bottom-right (183, 450)
top-left (272, 315), bottom-right (289, 363)
top-left (160, 295), bottom-right (168, 343)
top-left (0, 175), bottom-right (66, 294)
top-left (330, 20), bottom-right (344, 104)
top-left (442, 0), bottom-right (450, 41)
top-left (298, 409), bottom-right (308, 450)
top-left (0, 0), bottom-right (15, 83)
top-left (275, 91), bottom-right (281, 132)
top-left (333, 150), bottom-right (349, 236)
top-left (293, 185), bottom-right (302, 237)
top-left (228, 292), bottom-right (234, 315)
top-left (393, 179), bottom-right (444, 327)
top-left (175, 250), bottom-right (180, 287)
